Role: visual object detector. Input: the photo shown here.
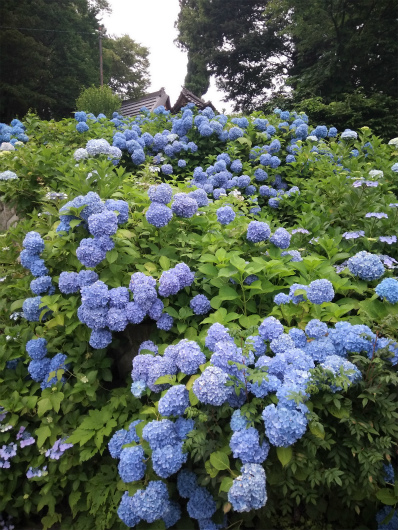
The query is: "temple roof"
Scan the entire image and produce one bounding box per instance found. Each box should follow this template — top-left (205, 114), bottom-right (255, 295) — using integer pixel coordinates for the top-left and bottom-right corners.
top-left (120, 86), bottom-right (216, 117)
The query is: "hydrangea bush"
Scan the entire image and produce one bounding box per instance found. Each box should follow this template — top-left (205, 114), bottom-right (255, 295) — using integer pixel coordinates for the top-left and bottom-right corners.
top-left (0, 105), bottom-right (397, 529)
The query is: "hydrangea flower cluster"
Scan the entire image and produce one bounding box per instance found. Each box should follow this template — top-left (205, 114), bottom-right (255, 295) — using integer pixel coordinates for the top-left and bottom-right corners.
top-left (348, 251), bottom-right (385, 281)
top-left (26, 338), bottom-right (67, 389)
top-left (375, 278), bottom-right (398, 303)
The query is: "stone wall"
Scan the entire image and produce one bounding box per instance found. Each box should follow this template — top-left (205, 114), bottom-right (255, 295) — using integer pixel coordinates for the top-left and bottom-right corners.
top-left (0, 200), bottom-right (18, 232)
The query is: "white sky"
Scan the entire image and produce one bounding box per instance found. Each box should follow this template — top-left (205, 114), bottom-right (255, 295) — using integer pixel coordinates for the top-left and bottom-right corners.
top-left (101, 0), bottom-right (233, 112)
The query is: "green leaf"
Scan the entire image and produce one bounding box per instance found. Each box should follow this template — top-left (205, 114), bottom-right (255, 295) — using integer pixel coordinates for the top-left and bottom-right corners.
top-left (199, 263), bottom-right (218, 277)
top-left (219, 476), bottom-right (234, 493)
top-left (219, 285), bottom-right (240, 300)
top-left (210, 451), bottom-right (230, 471)
top-left (230, 255), bottom-right (247, 272)
top-left (155, 375), bottom-right (176, 385)
top-left (276, 446), bottom-right (292, 467)
top-left (375, 488), bottom-right (398, 505)
top-left (37, 398), bottom-right (52, 417)
top-left (210, 296), bottom-right (223, 309)
top-left (186, 374), bottom-right (199, 391)
top-left (189, 388), bottom-right (199, 406)
top-left (159, 255), bottom-right (170, 270)
top-left (309, 421), bottom-right (325, 440)
top-left (239, 314), bottom-right (261, 328)
top-left (106, 249), bottom-right (118, 264)
top-left (36, 425), bottom-right (51, 448)
top-left (205, 459), bottom-right (219, 478)
top-left (10, 299), bottom-right (25, 312)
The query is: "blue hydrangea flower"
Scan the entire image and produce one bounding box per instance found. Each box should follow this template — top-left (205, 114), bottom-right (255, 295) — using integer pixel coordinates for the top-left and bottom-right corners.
top-left (88, 210), bottom-right (118, 238)
top-left (171, 194), bottom-right (198, 218)
top-left (118, 446), bottom-right (146, 483)
top-left (109, 287), bottom-right (129, 309)
top-left (190, 294), bottom-right (211, 315)
top-left (26, 338), bottom-right (47, 360)
top-left (158, 270), bottom-right (180, 297)
top-left (216, 206), bottom-right (235, 225)
top-left (126, 302), bottom-right (146, 324)
top-left (174, 417), bottom-right (195, 440)
top-left (228, 127), bottom-right (244, 141)
top-left (262, 404), bottom-right (308, 447)
top-left (270, 228), bottom-right (291, 249)
top-left (230, 427), bottom-right (269, 464)
top-left (58, 272), bottom-right (79, 294)
top-left (205, 323), bottom-right (234, 351)
top-left (187, 487), bottom-right (216, 520)
top-left (175, 340), bottom-right (206, 374)
top-left (30, 276), bottom-right (53, 295)
top-left (89, 329), bottom-right (112, 349)
top-left (81, 281), bottom-right (109, 308)
top-left (156, 313), bottom-right (174, 330)
top-left (274, 293), bottom-right (291, 305)
top-left (188, 188), bottom-right (209, 207)
top-left (23, 231), bottom-right (45, 254)
top-left (228, 464), bottom-right (267, 512)
top-left (305, 319), bottom-right (328, 338)
top-left (348, 251), bottom-right (385, 281)
top-left (307, 279), bottom-right (335, 304)
top-left (192, 366), bottom-right (229, 405)
top-left (289, 283), bottom-right (307, 304)
top-left (158, 385), bottom-right (189, 416)
top-left (28, 358), bottom-right (51, 382)
top-left (76, 238), bottom-right (106, 268)
top-left (177, 469), bottom-right (198, 498)
top-left (146, 202), bottom-right (173, 228)
top-left (173, 262), bottom-right (195, 288)
top-left (142, 420), bottom-right (180, 450)
top-left (162, 500), bottom-right (181, 528)
top-left (152, 442), bottom-right (187, 478)
top-left (107, 308), bottom-right (128, 332)
top-left (246, 221), bottom-right (271, 243)
top-left (117, 492), bottom-right (140, 527)
top-left (105, 199), bottom-right (129, 224)
top-left (258, 316), bottom-right (284, 341)
top-left (131, 481), bottom-right (169, 523)
top-left (148, 184), bottom-right (173, 204)
top-left (375, 278), bottom-right (398, 303)
top-left (230, 409), bottom-right (250, 431)
top-left (148, 298), bottom-right (164, 320)
top-left (23, 297), bottom-right (45, 321)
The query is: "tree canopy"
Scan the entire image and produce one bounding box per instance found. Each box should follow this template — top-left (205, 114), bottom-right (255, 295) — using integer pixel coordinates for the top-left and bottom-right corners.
top-left (0, 0), bottom-right (150, 121)
top-left (176, 0), bottom-right (398, 135)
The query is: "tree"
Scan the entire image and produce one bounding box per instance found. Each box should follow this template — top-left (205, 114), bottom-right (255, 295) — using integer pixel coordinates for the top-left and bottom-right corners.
top-left (0, 0), bottom-right (150, 121)
top-left (102, 35), bottom-right (150, 101)
top-left (176, 0), bottom-right (398, 135)
top-left (176, 0), bottom-right (290, 111)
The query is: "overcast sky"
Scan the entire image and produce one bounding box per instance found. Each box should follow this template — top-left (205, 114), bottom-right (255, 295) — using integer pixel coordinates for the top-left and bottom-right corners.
top-left (101, 0), bottom-right (232, 112)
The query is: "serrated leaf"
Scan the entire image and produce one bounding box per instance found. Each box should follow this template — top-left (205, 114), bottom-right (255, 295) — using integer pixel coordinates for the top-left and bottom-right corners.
top-left (219, 476), bottom-right (233, 493)
top-left (210, 451), bottom-right (230, 471)
top-left (239, 314), bottom-right (261, 328)
top-left (106, 249), bottom-right (118, 264)
top-left (309, 421), bottom-right (325, 440)
top-left (198, 263), bottom-right (218, 277)
top-left (219, 285), bottom-right (240, 300)
top-left (276, 446), bottom-right (293, 467)
top-left (375, 488), bottom-right (398, 505)
top-left (159, 255), bottom-right (170, 270)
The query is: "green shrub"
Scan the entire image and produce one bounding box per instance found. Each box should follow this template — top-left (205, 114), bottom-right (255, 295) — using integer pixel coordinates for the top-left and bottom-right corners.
top-left (75, 85), bottom-right (121, 118)
top-left (0, 106), bottom-right (397, 530)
